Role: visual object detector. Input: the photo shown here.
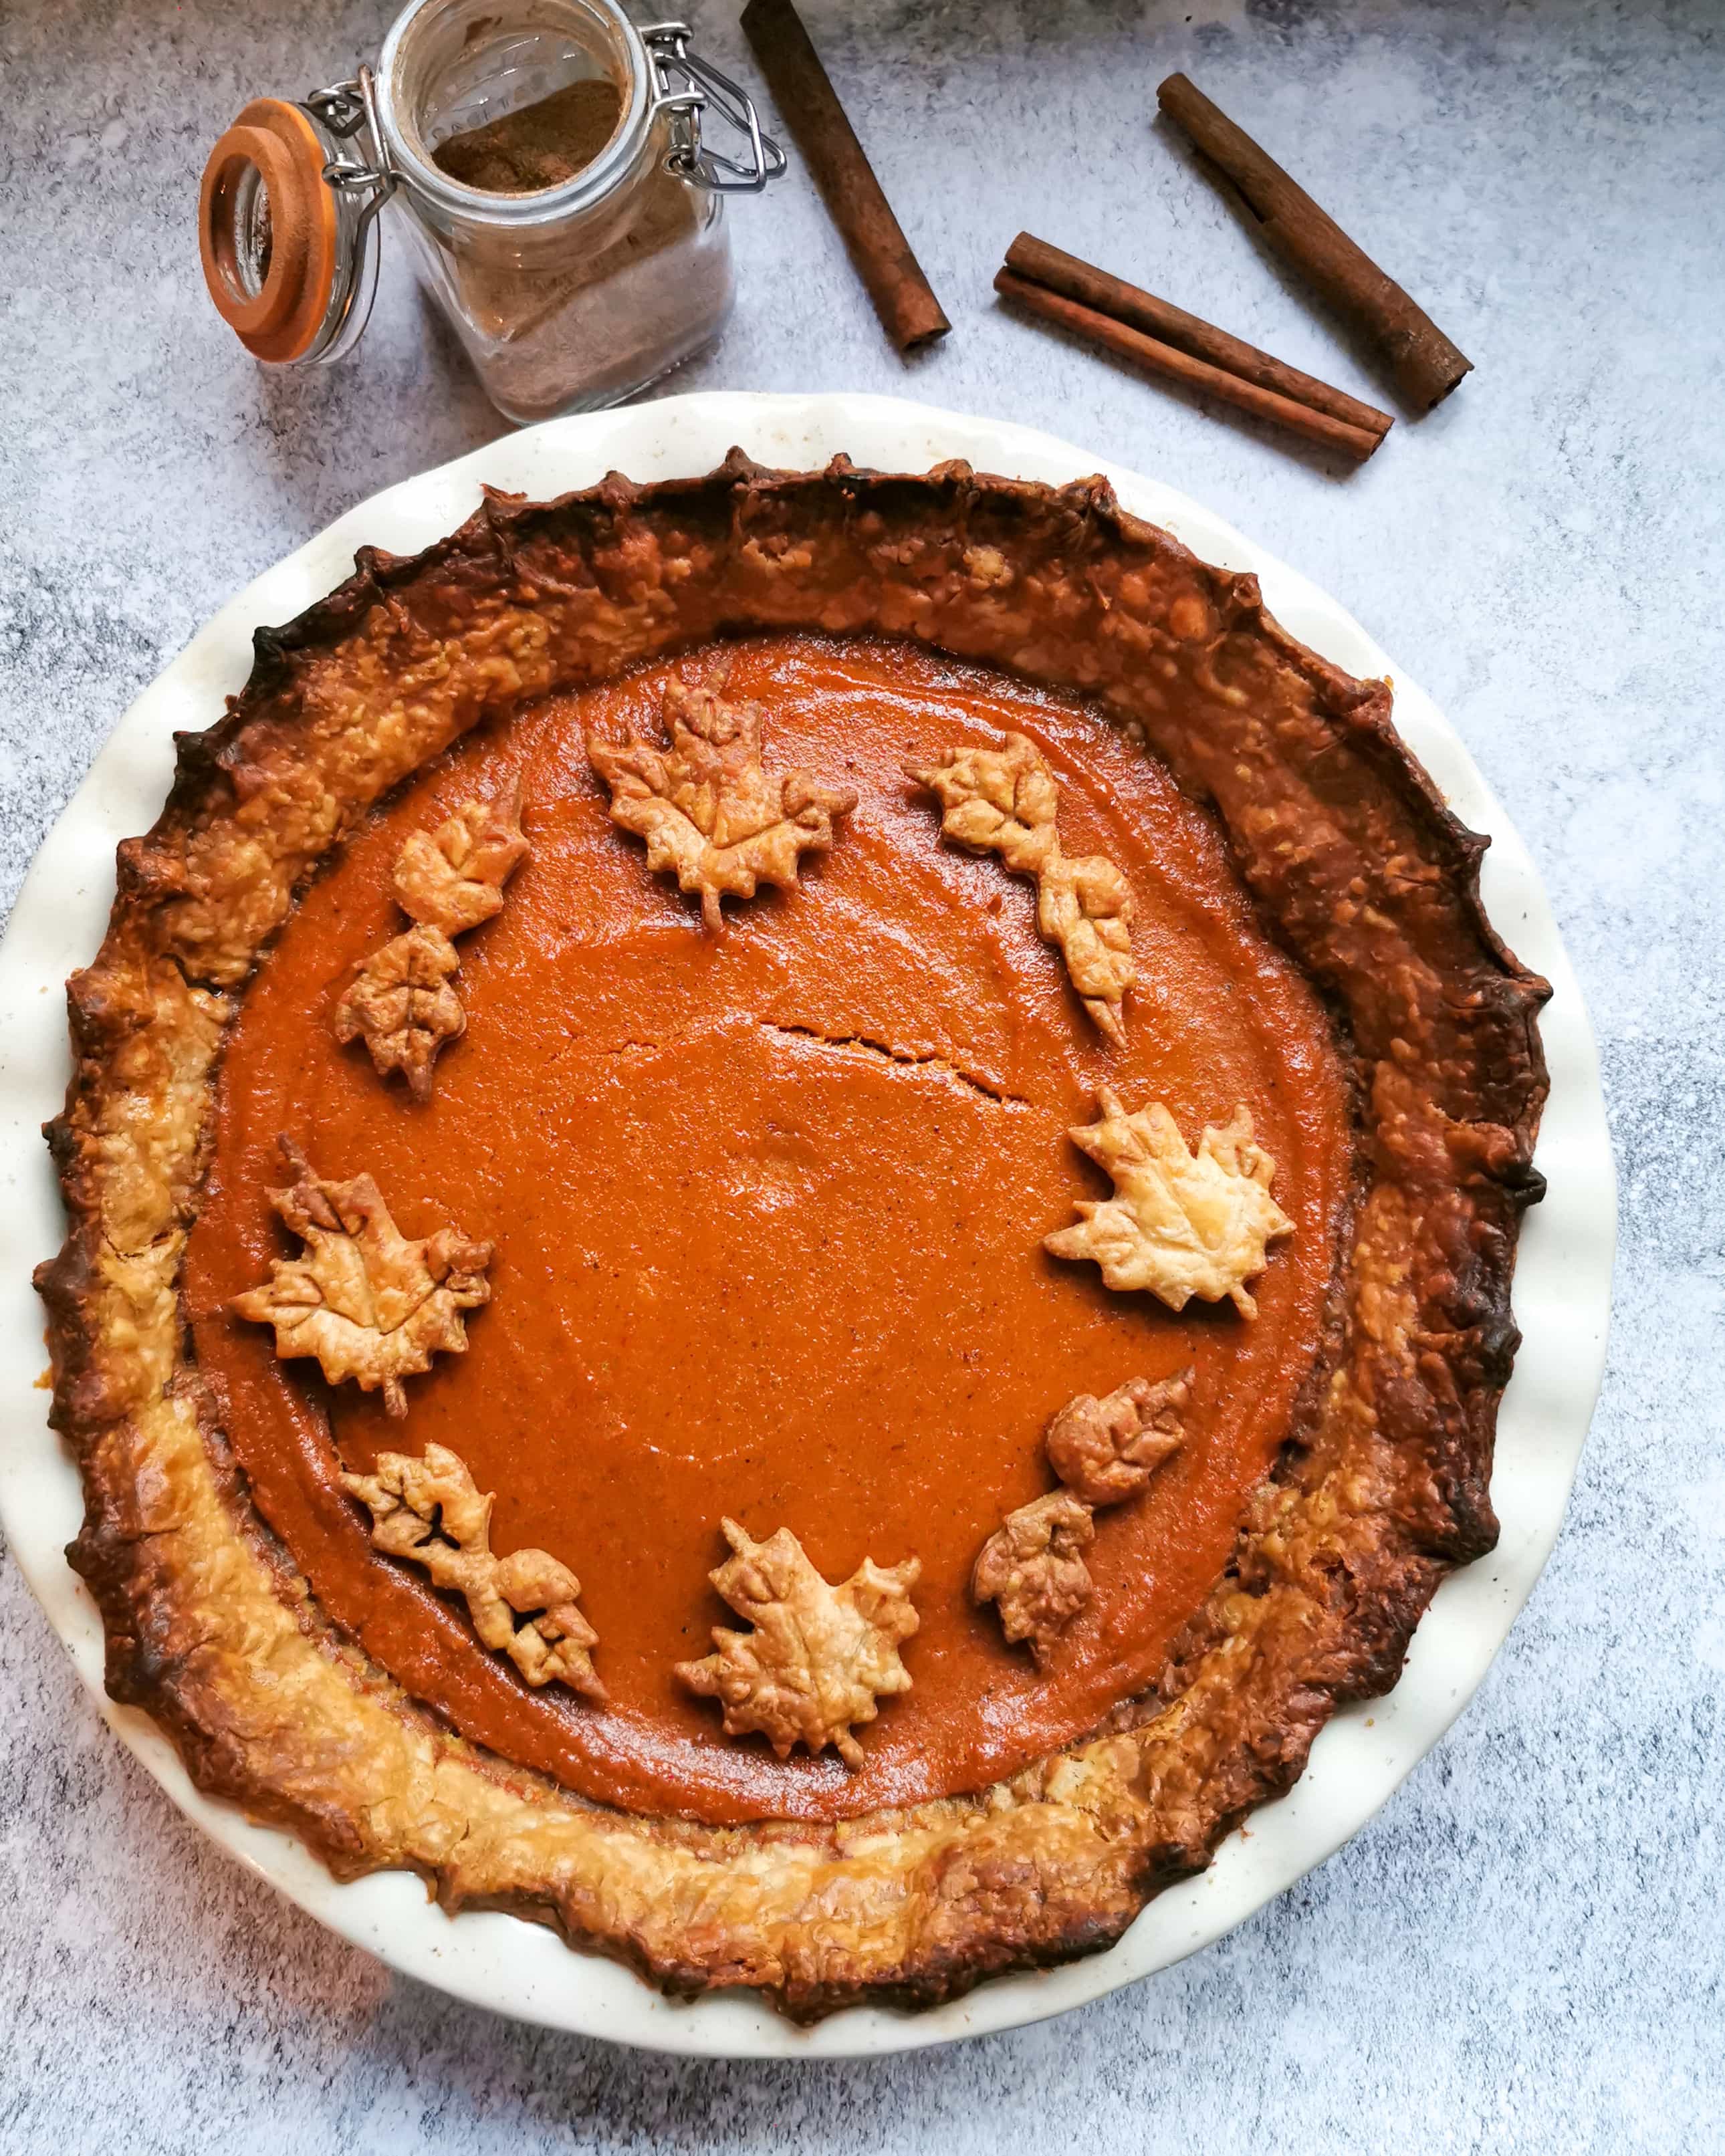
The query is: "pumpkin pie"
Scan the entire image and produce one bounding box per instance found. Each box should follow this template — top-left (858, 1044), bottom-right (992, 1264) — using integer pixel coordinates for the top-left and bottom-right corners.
top-left (37, 455), bottom-right (1548, 2020)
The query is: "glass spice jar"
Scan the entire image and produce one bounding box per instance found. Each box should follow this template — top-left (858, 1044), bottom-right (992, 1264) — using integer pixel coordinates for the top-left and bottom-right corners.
top-left (198, 0), bottom-right (784, 424)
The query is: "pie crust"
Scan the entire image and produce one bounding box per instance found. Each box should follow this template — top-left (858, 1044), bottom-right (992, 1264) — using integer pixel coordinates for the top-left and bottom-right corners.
top-left (36, 454), bottom-right (1548, 2020)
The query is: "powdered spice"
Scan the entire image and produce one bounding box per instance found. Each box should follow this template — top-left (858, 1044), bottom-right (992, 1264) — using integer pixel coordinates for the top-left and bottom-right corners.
top-left (415, 74), bottom-right (717, 423)
top-left (431, 78), bottom-right (624, 193)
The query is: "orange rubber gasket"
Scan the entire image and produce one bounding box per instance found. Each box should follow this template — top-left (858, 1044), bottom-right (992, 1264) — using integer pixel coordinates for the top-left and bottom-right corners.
top-left (199, 99), bottom-right (340, 364)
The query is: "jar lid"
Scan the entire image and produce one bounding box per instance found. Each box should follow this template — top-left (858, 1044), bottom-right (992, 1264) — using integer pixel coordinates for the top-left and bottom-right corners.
top-left (199, 100), bottom-right (340, 364)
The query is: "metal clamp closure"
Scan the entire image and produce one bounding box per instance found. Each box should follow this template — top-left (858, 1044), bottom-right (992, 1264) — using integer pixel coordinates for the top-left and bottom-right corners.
top-left (642, 21), bottom-right (786, 192)
top-left (304, 65), bottom-right (400, 241)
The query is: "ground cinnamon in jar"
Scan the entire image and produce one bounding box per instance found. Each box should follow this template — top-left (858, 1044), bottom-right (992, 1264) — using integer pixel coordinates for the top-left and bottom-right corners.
top-left (419, 74), bottom-right (715, 423)
top-left (432, 79), bottom-right (623, 193)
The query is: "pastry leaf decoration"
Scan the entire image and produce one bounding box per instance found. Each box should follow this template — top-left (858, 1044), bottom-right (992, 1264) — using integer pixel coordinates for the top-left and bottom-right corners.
top-left (231, 1140), bottom-right (492, 1417)
top-left (675, 1518), bottom-right (919, 1768)
top-left (1045, 1370), bottom-right (1191, 1509)
top-left (1044, 1090), bottom-right (1294, 1316)
top-left (971, 1491), bottom-right (1096, 1669)
top-left (394, 783), bottom-right (531, 937)
top-left (332, 924), bottom-right (465, 1105)
top-left (336, 782), bottom-right (529, 1098)
top-left (341, 1441), bottom-right (604, 1699)
top-left (915, 731), bottom-right (1135, 1044)
top-left (589, 665), bottom-right (858, 932)
top-left (973, 1374), bottom-right (1190, 1664)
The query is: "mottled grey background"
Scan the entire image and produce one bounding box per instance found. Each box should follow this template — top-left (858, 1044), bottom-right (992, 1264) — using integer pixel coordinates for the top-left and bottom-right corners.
top-left (2, 0), bottom-right (1720, 2147)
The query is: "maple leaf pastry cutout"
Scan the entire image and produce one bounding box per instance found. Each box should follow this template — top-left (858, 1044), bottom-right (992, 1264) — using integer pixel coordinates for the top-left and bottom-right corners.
top-left (332, 923), bottom-right (464, 1103)
top-left (392, 783), bottom-right (532, 937)
top-left (971, 1490), bottom-right (1097, 1669)
top-left (915, 730), bottom-right (1135, 1044)
top-left (341, 1442), bottom-right (603, 1698)
top-left (675, 1518), bottom-right (920, 1768)
top-left (231, 1139), bottom-right (493, 1416)
top-left (1044, 1090), bottom-right (1294, 1317)
top-left (334, 783), bottom-right (529, 1100)
top-left (588, 665), bottom-right (858, 931)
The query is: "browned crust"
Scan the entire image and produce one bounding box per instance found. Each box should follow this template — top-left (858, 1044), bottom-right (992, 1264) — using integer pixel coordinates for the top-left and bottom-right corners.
top-left (34, 452), bottom-right (1548, 2022)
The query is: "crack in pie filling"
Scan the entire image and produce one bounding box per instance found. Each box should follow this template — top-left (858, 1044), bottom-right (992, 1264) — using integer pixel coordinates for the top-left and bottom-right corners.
top-left (37, 455), bottom-right (1548, 2020)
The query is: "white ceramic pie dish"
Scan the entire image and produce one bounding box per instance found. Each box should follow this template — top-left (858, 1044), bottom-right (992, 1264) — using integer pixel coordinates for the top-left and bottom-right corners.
top-left (0, 390), bottom-right (1614, 2056)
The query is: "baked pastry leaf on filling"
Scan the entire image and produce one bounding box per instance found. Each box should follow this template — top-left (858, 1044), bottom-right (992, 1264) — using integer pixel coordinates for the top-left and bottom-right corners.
top-left (589, 664), bottom-right (858, 931)
top-left (230, 1140), bottom-right (492, 1417)
top-left (675, 1518), bottom-right (921, 1768)
top-left (1045, 1370), bottom-right (1191, 1508)
top-left (1045, 1090), bottom-right (1294, 1316)
top-left (334, 785), bottom-right (529, 1099)
top-left (973, 1373), bottom-right (1193, 1663)
top-left (332, 924), bottom-right (465, 1102)
top-left (393, 784), bottom-right (530, 937)
top-left (35, 453), bottom-right (1549, 2022)
top-left (915, 730), bottom-right (1136, 1043)
top-left (971, 1490), bottom-right (1097, 1668)
top-left (342, 1442), bottom-right (604, 1699)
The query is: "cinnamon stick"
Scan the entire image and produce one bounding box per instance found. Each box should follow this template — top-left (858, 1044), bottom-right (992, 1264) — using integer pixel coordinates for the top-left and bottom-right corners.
top-left (994, 268), bottom-right (1383, 463)
top-left (1004, 233), bottom-right (1391, 442)
top-left (1157, 72), bottom-right (1470, 412)
top-left (741, 0), bottom-right (949, 353)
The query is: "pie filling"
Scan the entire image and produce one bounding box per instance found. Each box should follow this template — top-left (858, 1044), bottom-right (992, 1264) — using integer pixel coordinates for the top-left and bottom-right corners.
top-left (183, 630), bottom-right (1353, 1826)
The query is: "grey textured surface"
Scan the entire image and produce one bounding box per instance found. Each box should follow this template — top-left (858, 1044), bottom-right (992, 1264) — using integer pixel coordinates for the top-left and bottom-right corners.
top-left (2, 0), bottom-right (1720, 2147)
